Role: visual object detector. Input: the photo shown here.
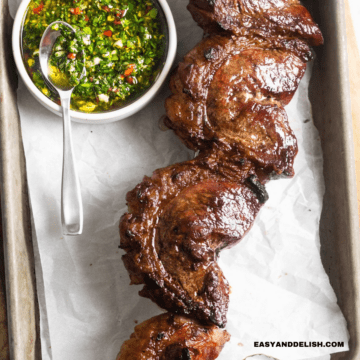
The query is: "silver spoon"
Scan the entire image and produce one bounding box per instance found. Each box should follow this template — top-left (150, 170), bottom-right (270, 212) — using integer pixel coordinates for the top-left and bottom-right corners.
top-left (39, 21), bottom-right (85, 236)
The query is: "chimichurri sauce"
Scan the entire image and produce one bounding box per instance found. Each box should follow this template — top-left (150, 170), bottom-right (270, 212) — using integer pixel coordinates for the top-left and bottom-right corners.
top-left (49, 24), bottom-right (85, 89)
top-left (22, 0), bottom-right (166, 113)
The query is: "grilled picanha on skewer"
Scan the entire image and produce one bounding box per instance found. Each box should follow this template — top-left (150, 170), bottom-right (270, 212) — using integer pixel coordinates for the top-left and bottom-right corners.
top-left (118, 1), bottom-right (322, 358)
top-left (187, 0), bottom-right (323, 46)
top-left (120, 150), bottom-right (265, 328)
top-left (165, 34), bottom-right (303, 177)
top-left (116, 313), bottom-right (230, 360)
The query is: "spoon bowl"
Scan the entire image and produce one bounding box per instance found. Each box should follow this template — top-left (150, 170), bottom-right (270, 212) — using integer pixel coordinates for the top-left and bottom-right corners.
top-left (39, 21), bottom-right (85, 236)
top-left (39, 21), bottom-right (86, 92)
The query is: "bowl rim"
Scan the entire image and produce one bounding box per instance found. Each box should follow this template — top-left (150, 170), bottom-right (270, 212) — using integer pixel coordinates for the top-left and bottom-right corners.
top-left (12, 0), bottom-right (177, 122)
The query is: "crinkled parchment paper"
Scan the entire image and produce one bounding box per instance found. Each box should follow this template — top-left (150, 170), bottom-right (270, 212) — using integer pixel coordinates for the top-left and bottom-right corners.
top-left (10, 0), bottom-right (349, 359)
top-left (348, 0), bottom-right (360, 51)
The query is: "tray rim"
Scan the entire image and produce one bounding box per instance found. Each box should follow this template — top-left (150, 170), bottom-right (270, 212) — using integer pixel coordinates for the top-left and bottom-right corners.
top-left (0, 0), bottom-right (41, 359)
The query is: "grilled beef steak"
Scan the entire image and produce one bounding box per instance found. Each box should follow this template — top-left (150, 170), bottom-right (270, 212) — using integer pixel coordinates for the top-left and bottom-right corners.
top-left (165, 34), bottom-right (302, 176)
top-left (118, 0), bottom-right (322, 355)
top-left (120, 151), bottom-right (265, 327)
top-left (188, 0), bottom-right (323, 46)
top-left (116, 313), bottom-right (230, 360)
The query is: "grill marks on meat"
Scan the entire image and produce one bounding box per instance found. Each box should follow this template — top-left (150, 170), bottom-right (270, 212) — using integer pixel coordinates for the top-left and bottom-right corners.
top-left (158, 180), bottom-right (262, 326)
top-left (208, 102), bottom-right (298, 176)
top-left (116, 313), bottom-right (230, 360)
top-left (120, 151), bottom-right (264, 327)
top-left (207, 48), bottom-right (306, 106)
top-left (187, 0), bottom-right (323, 46)
top-left (165, 35), bottom-right (301, 176)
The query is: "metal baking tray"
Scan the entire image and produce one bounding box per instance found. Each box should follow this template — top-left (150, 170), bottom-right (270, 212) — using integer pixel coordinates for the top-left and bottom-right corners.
top-left (0, 0), bottom-right (41, 359)
top-left (304, 0), bottom-right (360, 358)
top-left (0, 0), bottom-right (358, 359)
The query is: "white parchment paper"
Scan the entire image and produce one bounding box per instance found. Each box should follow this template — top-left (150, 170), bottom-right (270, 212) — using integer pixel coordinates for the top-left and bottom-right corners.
top-left (10, 0), bottom-right (349, 359)
top-left (348, 0), bottom-right (360, 51)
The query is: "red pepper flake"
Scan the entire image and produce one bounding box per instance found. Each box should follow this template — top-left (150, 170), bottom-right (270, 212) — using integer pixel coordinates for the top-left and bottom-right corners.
top-left (67, 53), bottom-right (76, 60)
top-left (145, 5), bottom-right (152, 13)
top-left (113, 89), bottom-right (120, 93)
top-left (33, 2), bottom-right (44, 14)
top-left (89, 77), bottom-right (94, 82)
top-left (124, 64), bottom-right (135, 77)
top-left (84, 15), bottom-right (89, 21)
top-left (126, 76), bottom-right (134, 84)
top-left (120, 75), bottom-right (125, 80)
top-left (103, 30), bottom-right (113, 37)
top-left (102, 5), bottom-right (110, 12)
top-left (107, 87), bottom-right (113, 93)
top-left (115, 10), bottom-right (125, 18)
top-left (114, 19), bottom-right (122, 25)
top-left (70, 7), bottom-right (82, 15)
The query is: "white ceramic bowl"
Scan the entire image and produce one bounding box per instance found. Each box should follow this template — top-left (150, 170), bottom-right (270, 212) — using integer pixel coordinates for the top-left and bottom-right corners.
top-left (12, 0), bottom-right (177, 124)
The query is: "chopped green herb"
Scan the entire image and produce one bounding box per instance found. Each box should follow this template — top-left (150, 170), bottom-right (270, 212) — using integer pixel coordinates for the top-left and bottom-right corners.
top-left (22, 0), bottom-right (165, 113)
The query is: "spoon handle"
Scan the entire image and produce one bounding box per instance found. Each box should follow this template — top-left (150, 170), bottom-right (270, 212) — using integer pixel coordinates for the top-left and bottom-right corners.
top-left (60, 94), bottom-right (83, 235)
